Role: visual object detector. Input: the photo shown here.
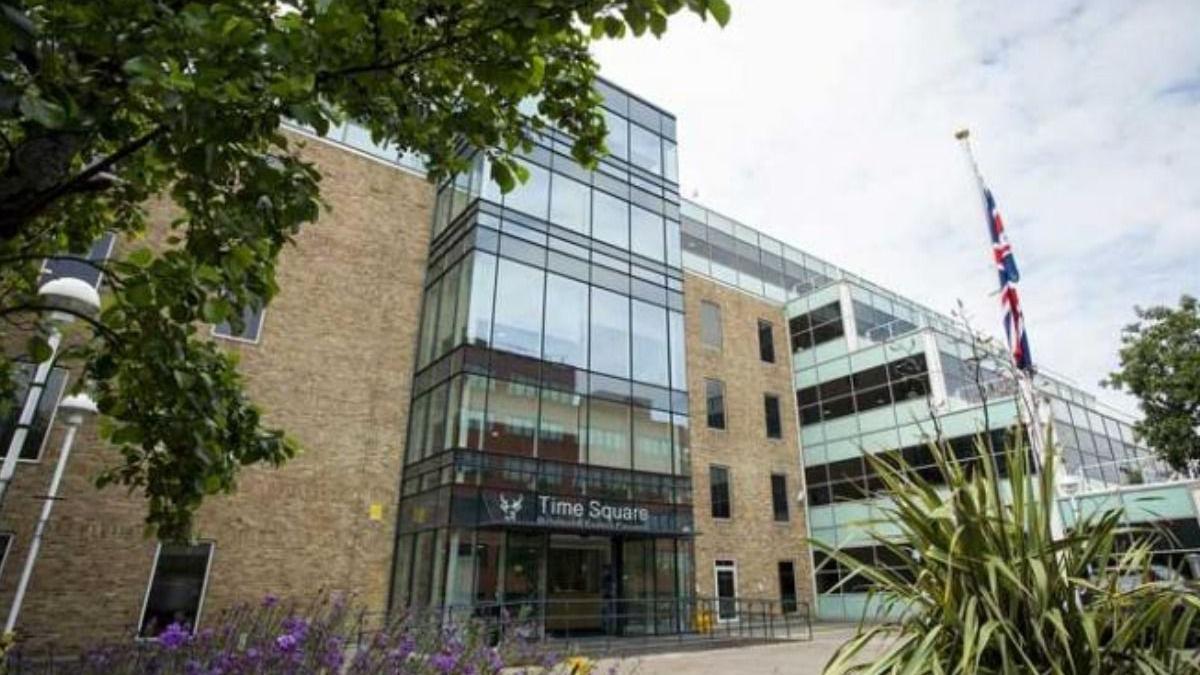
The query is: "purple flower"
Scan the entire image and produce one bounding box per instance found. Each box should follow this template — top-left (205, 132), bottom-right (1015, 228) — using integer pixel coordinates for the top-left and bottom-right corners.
top-left (486, 648), bottom-right (505, 672)
top-left (323, 637), bottom-right (346, 670)
top-left (281, 616), bottom-right (309, 639)
top-left (431, 651), bottom-right (459, 673)
top-left (262, 594), bottom-right (279, 608)
top-left (389, 636), bottom-right (416, 662)
top-left (157, 623), bottom-right (190, 650)
top-left (275, 633), bottom-right (299, 653)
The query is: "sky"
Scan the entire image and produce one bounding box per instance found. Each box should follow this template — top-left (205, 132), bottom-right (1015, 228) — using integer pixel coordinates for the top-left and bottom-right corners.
top-left (593, 0), bottom-right (1200, 415)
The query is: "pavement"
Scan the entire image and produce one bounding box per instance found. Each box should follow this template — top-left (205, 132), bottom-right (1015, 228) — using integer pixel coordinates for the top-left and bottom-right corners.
top-left (584, 624), bottom-right (884, 675)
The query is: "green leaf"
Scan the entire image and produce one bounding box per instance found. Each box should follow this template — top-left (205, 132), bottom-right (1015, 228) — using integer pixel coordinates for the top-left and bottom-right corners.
top-left (707, 0), bottom-right (732, 26)
top-left (26, 335), bottom-right (52, 363)
top-left (19, 93), bottom-right (66, 129)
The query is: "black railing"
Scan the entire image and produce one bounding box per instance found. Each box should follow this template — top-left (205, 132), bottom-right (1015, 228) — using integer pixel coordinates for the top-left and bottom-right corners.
top-left (432, 596), bottom-right (813, 654)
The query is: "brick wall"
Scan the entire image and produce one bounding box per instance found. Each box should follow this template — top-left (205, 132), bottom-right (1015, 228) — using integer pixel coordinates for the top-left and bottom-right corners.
top-left (684, 273), bottom-right (814, 614)
top-left (0, 133), bottom-right (434, 648)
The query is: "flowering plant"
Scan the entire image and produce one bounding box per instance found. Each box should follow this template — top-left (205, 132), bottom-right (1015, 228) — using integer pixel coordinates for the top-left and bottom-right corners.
top-left (41, 591), bottom-right (574, 674)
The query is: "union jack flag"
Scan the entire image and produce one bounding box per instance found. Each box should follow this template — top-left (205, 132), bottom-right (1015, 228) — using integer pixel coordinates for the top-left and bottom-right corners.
top-left (984, 188), bottom-right (1033, 372)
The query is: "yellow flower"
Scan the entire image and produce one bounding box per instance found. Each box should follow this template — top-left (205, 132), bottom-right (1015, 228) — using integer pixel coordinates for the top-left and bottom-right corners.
top-left (566, 655), bottom-right (594, 675)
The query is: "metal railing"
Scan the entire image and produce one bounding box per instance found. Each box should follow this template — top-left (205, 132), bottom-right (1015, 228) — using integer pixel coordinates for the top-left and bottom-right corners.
top-left (435, 596), bottom-right (813, 654)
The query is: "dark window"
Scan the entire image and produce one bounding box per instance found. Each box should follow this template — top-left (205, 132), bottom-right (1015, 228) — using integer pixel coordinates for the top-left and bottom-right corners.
top-left (41, 232), bottom-right (116, 288)
top-left (0, 533), bottom-right (11, 575)
top-left (788, 301), bottom-right (844, 352)
top-left (715, 560), bottom-right (737, 619)
top-left (764, 394), bottom-right (782, 439)
top-left (710, 465), bottom-right (731, 519)
top-left (771, 473), bottom-right (789, 522)
top-left (213, 303), bottom-right (266, 343)
top-left (139, 542), bottom-right (213, 637)
top-left (705, 379), bottom-right (726, 430)
top-left (777, 561), bottom-right (798, 613)
top-left (757, 320), bottom-right (776, 363)
top-left (0, 365), bottom-right (68, 461)
top-left (699, 301), bottom-right (722, 349)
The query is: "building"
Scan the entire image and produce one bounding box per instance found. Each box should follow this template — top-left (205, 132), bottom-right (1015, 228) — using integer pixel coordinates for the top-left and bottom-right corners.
top-left (0, 76), bottom-right (1192, 645)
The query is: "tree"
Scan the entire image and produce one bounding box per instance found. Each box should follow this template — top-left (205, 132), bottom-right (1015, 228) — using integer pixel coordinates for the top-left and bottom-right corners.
top-left (1105, 295), bottom-right (1200, 472)
top-left (0, 0), bottom-right (730, 540)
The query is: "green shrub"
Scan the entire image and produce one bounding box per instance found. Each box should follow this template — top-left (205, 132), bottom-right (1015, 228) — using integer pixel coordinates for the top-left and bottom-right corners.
top-left (819, 433), bottom-right (1200, 674)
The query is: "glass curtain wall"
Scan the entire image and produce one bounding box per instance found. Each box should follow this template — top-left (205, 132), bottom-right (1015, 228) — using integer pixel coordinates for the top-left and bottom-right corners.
top-left (395, 80), bottom-right (692, 616)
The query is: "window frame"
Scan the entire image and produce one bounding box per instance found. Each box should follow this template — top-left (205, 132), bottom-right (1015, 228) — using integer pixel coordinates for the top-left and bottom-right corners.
top-left (757, 319), bottom-right (776, 363)
top-left (1, 364), bottom-right (69, 464)
top-left (212, 306), bottom-right (267, 345)
top-left (714, 559), bottom-right (738, 621)
top-left (704, 378), bottom-right (726, 430)
top-left (0, 533), bottom-right (12, 580)
top-left (137, 540), bottom-right (216, 639)
top-left (777, 560), bottom-right (798, 614)
top-left (763, 393), bottom-right (782, 439)
top-left (770, 473), bottom-right (790, 522)
top-left (709, 464), bottom-right (732, 520)
top-left (699, 300), bottom-right (723, 350)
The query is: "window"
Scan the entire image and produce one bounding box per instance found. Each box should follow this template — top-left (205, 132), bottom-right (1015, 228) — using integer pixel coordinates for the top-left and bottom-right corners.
top-left (0, 365), bottom-right (68, 461)
top-left (788, 301), bottom-right (843, 351)
top-left (705, 379), bottom-right (725, 430)
top-left (757, 320), bottom-right (776, 363)
top-left (771, 473), bottom-right (789, 522)
top-left (502, 160), bottom-right (550, 219)
top-left (549, 174), bottom-right (590, 235)
top-left (590, 288), bottom-right (630, 378)
top-left (709, 465), bottom-right (731, 519)
top-left (699, 301), bottom-right (722, 349)
top-left (778, 561), bottom-right (798, 614)
top-left (631, 300), bottom-right (669, 386)
top-left (668, 311), bottom-right (687, 392)
top-left (630, 205), bottom-right (665, 262)
top-left (41, 232), bottom-right (116, 288)
top-left (592, 190), bottom-right (629, 249)
top-left (542, 274), bottom-right (588, 368)
top-left (0, 533), bottom-right (11, 578)
top-left (602, 109), bottom-right (629, 160)
top-left (714, 560), bottom-right (737, 620)
top-left (139, 542), bottom-right (214, 637)
top-left (764, 394), bottom-right (782, 439)
top-left (629, 123), bottom-right (663, 175)
top-left (213, 304), bottom-right (265, 343)
top-left (492, 259), bottom-right (545, 359)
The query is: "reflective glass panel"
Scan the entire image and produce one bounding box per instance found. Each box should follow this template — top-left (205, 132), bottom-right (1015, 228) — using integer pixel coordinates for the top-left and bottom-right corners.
top-left (630, 206), bottom-right (665, 262)
top-left (485, 378), bottom-right (539, 456)
top-left (633, 405), bottom-right (673, 474)
top-left (631, 300), bottom-right (669, 386)
top-left (538, 387), bottom-right (585, 463)
top-left (492, 258), bottom-right (545, 359)
top-left (592, 191), bottom-right (629, 250)
top-left (549, 174), bottom-right (590, 235)
top-left (542, 273), bottom-right (589, 369)
top-left (588, 397), bottom-right (631, 469)
top-left (465, 253), bottom-right (497, 347)
top-left (590, 287), bottom-right (630, 378)
top-left (503, 161), bottom-right (550, 219)
top-left (629, 124), bottom-right (662, 174)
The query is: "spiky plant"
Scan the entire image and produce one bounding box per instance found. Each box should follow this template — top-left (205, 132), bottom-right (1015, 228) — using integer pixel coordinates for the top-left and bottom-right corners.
top-left (819, 432), bottom-right (1200, 674)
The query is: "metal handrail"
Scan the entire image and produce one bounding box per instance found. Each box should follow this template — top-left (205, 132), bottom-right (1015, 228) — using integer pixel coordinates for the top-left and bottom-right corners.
top-left (416, 595), bottom-right (812, 654)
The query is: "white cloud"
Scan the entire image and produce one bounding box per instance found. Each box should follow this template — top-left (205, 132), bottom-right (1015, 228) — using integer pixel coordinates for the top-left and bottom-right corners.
top-left (594, 0), bottom-right (1200, 413)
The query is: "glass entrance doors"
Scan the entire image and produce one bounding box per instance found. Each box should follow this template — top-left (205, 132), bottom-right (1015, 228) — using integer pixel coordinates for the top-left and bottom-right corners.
top-left (546, 535), bottom-right (612, 635)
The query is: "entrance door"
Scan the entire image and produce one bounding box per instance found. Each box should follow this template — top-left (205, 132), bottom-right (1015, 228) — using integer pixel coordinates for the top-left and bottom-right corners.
top-left (714, 560), bottom-right (737, 621)
top-left (545, 535), bottom-right (611, 635)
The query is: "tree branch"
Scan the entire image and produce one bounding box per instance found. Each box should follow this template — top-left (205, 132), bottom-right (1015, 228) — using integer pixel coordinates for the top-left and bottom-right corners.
top-left (0, 303), bottom-right (121, 343)
top-left (0, 125), bottom-right (166, 241)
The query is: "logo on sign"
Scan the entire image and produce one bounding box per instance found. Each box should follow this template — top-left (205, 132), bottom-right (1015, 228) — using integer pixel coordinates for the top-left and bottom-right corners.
top-left (498, 493), bottom-right (524, 522)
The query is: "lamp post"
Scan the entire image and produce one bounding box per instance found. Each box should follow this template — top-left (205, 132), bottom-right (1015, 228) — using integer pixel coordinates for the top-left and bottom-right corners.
top-left (1057, 472), bottom-right (1082, 535)
top-left (0, 278), bottom-right (101, 510)
top-left (4, 393), bottom-right (98, 636)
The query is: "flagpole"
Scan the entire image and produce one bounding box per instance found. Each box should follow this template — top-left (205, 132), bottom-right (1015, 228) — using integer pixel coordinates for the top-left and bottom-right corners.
top-left (954, 129), bottom-right (1049, 469)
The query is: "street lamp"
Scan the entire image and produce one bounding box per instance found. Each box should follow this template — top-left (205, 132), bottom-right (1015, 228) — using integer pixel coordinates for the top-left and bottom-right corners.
top-left (0, 278), bottom-right (101, 508)
top-left (4, 393), bottom-right (98, 636)
top-left (1057, 472), bottom-right (1083, 533)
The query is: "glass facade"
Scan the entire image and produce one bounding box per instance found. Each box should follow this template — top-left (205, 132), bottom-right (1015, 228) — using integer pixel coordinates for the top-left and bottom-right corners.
top-left (394, 80), bottom-right (694, 630)
top-left (782, 275), bottom-right (1162, 621)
